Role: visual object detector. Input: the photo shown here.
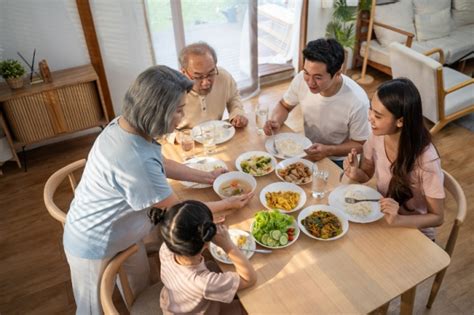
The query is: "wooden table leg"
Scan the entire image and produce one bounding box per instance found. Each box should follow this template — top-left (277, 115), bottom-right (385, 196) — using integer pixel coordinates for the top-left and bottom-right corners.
top-left (400, 286), bottom-right (417, 315)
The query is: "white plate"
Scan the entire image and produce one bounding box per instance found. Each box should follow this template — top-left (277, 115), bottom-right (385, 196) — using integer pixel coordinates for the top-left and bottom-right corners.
top-left (265, 133), bottom-right (312, 159)
top-left (297, 204), bottom-right (349, 241)
top-left (328, 184), bottom-right (384, 223)
top-left (260, 182), bottom-right (306, 213)
top-left (209, 229), bottom-right (256, 264)
top-left (275, 157), bottom-right (314, 185)
top-left (235, 151), bottom-right (277, 177)
top-left (250, 215), bottom-right (299, 249)
top-left (180, 157), bottom-right (227, 189)
top-left (192, 120), bottom-right (235, 145)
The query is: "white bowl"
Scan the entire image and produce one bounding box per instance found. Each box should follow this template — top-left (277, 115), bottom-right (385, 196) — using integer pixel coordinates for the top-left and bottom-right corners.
top-left (250, 216), bottom-right (300, 249)
top-left (275, 157), bottom-right (314, 185)
top-left (213, 171), bottom-right (257, 199)
top-left (297, 204), bottom-right (349, 241)
top-left (235, 151), bottom-right (277, 177)
top-left (259, 182), bottom-right (306, 213)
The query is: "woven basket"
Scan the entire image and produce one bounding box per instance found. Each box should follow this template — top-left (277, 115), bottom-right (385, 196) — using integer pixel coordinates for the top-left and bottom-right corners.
top-left (6, 77), bottom-right (24, 89)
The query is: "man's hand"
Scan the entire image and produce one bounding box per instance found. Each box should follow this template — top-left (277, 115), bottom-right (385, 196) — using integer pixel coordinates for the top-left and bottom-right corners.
top-left (263, 120), bottom-right (281, 136)
top-left (231, 115), bottom-right (248, 128)
top-left (304, 143), bottom-right (331, 161)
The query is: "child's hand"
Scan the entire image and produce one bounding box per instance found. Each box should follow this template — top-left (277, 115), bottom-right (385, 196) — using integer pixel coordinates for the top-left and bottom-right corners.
top-left (343, 148), bottom-right (359, 179)
top-left (212, 224), bottom-right (234, 252)
top-left (380, 197), bottom-right (400, 225)
top-left (224, 192), bottom-right (254, 210)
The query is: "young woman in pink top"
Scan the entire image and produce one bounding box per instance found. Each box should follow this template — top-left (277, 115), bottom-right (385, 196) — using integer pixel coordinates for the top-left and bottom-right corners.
top-left (343, 78), bottom-right (445, 239)
top-left (149, 200), bottom-right (257, 315)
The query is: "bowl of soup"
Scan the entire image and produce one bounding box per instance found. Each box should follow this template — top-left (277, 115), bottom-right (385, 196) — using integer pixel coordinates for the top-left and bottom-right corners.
top-left (213, 171), bottom-right (257, 199)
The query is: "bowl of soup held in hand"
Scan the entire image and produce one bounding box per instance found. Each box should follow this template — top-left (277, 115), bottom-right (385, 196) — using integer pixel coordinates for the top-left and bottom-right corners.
top-left (213, 171), bottom-right (257, 199)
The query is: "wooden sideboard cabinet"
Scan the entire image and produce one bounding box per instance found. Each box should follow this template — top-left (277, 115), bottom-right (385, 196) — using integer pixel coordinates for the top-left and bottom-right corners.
top-left (0, 64), bottom-right (110, 169)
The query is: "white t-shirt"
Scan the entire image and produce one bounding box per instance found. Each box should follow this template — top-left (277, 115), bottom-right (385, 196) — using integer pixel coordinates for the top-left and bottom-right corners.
top-left (283, 72), bottom-right (370, 160)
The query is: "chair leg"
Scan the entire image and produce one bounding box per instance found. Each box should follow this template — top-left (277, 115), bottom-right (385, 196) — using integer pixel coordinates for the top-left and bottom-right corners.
top-left (430, 120), bottom-right (448, 135)
top-left (368, 302), bottom-right (390, 315)
top-left (427, 267), bottom-right (448, 308)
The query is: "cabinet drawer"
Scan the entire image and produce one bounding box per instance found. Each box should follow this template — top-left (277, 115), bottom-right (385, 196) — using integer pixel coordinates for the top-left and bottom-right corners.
top-left (3, 94), bottom-right (56, 143)
top-left (57, 82), bottom-right (105, 131)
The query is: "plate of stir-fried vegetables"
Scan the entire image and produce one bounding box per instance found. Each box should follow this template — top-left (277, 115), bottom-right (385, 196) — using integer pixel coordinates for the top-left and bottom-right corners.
top-left (297, 205), bottom-right (349, 241)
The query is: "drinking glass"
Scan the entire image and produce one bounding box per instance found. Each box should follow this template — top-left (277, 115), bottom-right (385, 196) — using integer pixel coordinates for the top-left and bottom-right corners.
top-left (255, 104), bottom-right (268, 135)
top-left (201, 123), bottom-right (216, 155)
top-left (312, 165), bottom-right (329, 199)
top-left (179, 129), bottom-right (194, 160)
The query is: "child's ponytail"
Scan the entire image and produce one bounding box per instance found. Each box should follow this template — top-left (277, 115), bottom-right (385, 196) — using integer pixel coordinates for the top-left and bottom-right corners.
top-left (147, 207), bottom-right (166, 225)
top-left (199, 221), bottom-right (217, 242)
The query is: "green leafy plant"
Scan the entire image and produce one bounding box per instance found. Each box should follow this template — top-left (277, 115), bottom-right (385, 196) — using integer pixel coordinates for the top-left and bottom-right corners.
top-left (325, 0), bottom-right (357, 49)
top-left (0, 59), bottom-right (26, 80)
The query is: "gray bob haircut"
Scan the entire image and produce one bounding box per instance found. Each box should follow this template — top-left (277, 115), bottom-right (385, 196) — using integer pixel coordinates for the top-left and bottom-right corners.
top-left (178, 41), bottom-right (218, 68)
top-left (121, 65), bottom-right (193, 138)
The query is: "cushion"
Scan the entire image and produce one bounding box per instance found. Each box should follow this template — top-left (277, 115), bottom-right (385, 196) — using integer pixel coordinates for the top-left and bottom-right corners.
top-left (373, 0), bottom-right (416, 47)
top-left (452, 7), bottom-right (474, 27)
top-left (413, 0), bottom-right (450, 14)
top-left (443, 67), bottom-right (474, 116)
top-left (415, 8), bottom-right (451, 41)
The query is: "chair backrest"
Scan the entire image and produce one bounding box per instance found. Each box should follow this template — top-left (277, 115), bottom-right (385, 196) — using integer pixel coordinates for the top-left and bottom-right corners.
top-left (389, 42), bottom-right (442, 123)
top-left (43, 159), bottom-right (86, 226)
top-left (441, 170), bottom-right (467, 257)
top-left (100, 244), bottom-right (139, 314)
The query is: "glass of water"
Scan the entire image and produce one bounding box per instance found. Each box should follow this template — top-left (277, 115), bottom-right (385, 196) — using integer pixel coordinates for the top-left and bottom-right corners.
top-left (255, 104), bottom-right (268, 135)
top-left (179, 129), bottom-right (194, 160)
top-left (201, 123), bottom-right (216, 155)
top-left (312, 164), bottom-right (329, 199)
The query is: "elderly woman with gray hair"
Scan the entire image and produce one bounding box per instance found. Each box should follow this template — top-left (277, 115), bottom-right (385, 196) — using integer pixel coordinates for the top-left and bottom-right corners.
top-left (63, 65), bottom-right (253, 315)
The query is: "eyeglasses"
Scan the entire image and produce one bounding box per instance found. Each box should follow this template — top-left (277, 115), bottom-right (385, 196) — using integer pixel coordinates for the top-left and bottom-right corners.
top-left (185, 68), bottom-right (219, 81)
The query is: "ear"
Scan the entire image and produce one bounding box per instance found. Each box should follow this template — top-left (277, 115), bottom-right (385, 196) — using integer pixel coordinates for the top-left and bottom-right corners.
top-left (396, 117), bottom-right (403, 128)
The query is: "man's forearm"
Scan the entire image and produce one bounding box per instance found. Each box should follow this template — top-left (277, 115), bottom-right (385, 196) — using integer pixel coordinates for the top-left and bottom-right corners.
top-left (271, 101), bottom-right (290, 125)
top-left (327, 140), bottom-right (364, 157)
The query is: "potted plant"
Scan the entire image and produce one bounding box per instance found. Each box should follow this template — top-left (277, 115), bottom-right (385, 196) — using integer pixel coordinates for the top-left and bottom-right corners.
top-left (0, 59), bottom-right (26, 89)
top-left (325, 0), bottom-right (357, 73)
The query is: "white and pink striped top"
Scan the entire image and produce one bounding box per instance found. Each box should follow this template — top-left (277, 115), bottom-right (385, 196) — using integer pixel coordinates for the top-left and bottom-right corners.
top-left (159, 244), bottom-right (240, 315)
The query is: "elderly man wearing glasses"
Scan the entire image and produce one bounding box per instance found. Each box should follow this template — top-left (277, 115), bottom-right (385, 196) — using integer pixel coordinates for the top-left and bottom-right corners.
top-left (177, 41), bottom-right (248, 129)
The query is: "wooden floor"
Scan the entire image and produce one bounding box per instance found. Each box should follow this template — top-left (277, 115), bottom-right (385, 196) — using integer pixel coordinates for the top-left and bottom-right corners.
top-left (0, 68), bottom-right (473, 314)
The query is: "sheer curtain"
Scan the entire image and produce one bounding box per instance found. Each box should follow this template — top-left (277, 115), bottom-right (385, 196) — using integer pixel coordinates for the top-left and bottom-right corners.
top-left (145, 0), bottom-right (259, 98)
top-left (257, 0), bottom-right (303, 65)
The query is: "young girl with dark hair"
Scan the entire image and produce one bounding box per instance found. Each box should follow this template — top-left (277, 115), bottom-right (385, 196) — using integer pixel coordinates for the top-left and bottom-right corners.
top-left (343, 78), bottom-right (445, 239)
top-left (150, 200), bottom-right (257, 315)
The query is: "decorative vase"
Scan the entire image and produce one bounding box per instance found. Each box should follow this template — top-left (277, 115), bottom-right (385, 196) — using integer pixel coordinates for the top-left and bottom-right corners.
top-left (6, 77), bottom-right (24, 89)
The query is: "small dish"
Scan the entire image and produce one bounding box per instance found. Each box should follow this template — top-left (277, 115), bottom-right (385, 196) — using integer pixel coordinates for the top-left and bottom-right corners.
top-left (259, 182), bottom-right (306, 213)
top-left (192, 120), bottom-right (236, 144)
top-left (209, 229), bottom-right (256, 264)
top-left (235, 151), bottom-right (277, 177)
top-left (275, 157), bottom-right (313, 185)
top-left (297, 205), bottom-right (349, 241)
top-left (213, 171), bottom-right (257, 199)
top-left (180, 157), bottom-right (227, 189)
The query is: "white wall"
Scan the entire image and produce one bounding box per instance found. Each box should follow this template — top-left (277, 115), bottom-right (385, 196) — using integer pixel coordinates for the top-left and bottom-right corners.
top-left (307, 0), bottom-right (333, 42)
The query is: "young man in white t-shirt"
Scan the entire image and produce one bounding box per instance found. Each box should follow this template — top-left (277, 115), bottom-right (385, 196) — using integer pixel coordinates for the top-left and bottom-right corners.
top-left (264, 38), bottom-right (370, 167)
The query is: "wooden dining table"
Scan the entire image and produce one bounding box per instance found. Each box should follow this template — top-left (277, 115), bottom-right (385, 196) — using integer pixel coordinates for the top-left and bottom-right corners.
top-left (162, 121), bottom-right (450, 315)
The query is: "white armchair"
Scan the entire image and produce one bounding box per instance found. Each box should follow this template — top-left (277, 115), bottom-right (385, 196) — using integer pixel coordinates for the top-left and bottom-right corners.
top-left (389, 42), bottom-right (474, 134)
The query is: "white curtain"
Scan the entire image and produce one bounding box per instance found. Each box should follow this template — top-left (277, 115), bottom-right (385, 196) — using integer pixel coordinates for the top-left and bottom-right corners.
top-left (89, 0), bottom-right (155, 114)
top-left (257, 0), bottom-right (303, 65)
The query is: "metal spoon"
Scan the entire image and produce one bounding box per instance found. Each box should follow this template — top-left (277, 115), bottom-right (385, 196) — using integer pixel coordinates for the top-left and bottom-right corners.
top-left (242, 248), bottom-right (273, 254)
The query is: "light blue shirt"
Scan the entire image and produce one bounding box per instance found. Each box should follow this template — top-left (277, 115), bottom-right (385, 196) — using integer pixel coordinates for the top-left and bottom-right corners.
top-left (63, 118), bottom-right (172, 259)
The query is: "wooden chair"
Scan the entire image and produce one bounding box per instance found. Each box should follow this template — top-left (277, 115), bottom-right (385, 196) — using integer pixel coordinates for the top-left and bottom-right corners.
top-left (427, 170), bottom-right (467, 308)
top-left (100, 244), bottom-right (163, 315)
top-left (389, 42), bottom-right (474, 134)
top-left (43, 159), bottom-right (86, 226)
top-left (353, 5), bottom-right (415, 77)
